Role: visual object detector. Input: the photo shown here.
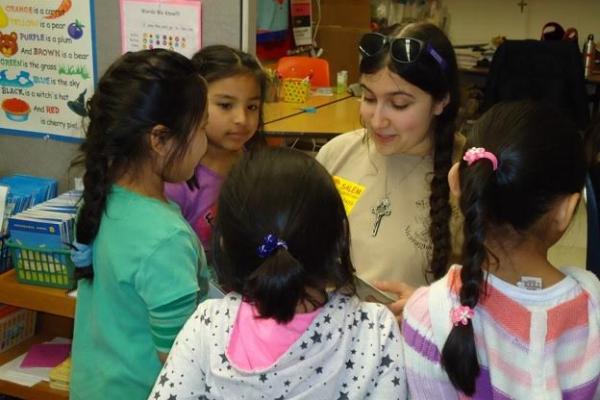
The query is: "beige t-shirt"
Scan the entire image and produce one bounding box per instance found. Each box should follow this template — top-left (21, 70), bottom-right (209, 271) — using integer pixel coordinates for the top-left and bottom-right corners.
top-left (317, 129), bottom-right (462, 288)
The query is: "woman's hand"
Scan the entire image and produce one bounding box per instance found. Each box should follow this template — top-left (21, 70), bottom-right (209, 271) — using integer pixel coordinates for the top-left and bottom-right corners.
top-left (373, 281), bottom-right (416, 323)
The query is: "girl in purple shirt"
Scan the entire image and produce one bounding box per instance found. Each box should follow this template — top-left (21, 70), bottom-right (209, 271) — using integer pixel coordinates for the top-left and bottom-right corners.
top-left (165, 45), bottom-right (266, 260)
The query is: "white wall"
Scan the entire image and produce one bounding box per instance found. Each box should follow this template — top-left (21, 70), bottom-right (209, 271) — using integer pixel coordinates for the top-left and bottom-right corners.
top-left (445, 0), bottom-right (600, 48)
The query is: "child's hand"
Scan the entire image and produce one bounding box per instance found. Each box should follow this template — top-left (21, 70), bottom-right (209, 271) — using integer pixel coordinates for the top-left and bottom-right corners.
top-left (373, 281), bottom-right (416, 323)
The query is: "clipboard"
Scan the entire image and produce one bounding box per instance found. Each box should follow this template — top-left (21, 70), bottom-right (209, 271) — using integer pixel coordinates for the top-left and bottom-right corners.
top-left (353, 275), bottom-right (395, 304)
top-left (207, 280), bottom-right (225, 299)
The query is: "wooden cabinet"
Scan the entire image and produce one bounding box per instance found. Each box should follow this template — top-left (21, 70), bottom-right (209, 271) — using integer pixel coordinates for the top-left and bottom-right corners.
top-left (314, 0), bottom-right (371, 86)
top-left (0, 270), bottom-right (74, 400)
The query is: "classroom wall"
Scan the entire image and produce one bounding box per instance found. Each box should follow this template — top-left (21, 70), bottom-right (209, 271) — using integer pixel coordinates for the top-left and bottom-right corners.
top-left (445, 0), bottom-right (600, 48)
top-left (0, 0), bottom-right (254, 192)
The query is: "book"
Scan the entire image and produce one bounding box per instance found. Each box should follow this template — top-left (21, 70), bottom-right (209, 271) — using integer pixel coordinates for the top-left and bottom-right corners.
top-left (7, 217), bottom-right (65, 249)
top-left (49, 356), bottom-right (71, 391)
top-left (7, 189), bottom-right (81, 249)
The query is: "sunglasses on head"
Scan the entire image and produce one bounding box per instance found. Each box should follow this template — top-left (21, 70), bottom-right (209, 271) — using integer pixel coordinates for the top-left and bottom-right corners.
top-left (359, 32), bottom-right (447, 71)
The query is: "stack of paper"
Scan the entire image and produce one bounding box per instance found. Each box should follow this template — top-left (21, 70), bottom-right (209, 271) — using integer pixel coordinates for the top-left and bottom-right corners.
top-left (49, 356), bottom-right (71, 391)
top-left (0, 337), bottom-right (70, 387)
top-left (455, 47), bottom-right (482, 69)
top-left (454, 43), bottom-right (497, 70)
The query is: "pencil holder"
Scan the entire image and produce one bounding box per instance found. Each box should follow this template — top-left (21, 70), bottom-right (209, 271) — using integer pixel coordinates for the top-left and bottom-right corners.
top-left (281, 78), bottom-right (310, 103)
top-left (265, 74), bottom-right (280, 103)
top-left (7, 240), bottom-right (76, 289)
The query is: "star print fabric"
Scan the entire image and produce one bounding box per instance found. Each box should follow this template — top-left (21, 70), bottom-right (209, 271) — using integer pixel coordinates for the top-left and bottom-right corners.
top-left (227, 301), bottom-right (322, 370)
top-left (148, 292), bottom-right (407, 399)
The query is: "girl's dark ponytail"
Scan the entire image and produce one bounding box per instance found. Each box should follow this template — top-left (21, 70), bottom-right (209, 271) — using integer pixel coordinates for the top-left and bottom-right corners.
top-left (244, 248), bottom-right (305, 323)
top-left (440, 161), bottom-right (488, 396)
top-left (74, 129), bottom-right (111, 279)
top-left (214, 148), bottom-right (356, 321)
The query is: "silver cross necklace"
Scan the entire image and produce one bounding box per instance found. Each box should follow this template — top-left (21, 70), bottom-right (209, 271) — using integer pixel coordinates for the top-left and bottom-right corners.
top-left (370, 155), bottom-right (427, 237)
top-left (371, 197), bottom-right (391, 237)
top-left (371, 160), bottom-right (392, 237)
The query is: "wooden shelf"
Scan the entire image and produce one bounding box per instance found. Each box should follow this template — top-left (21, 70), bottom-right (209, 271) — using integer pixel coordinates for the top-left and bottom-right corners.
top-left (0, 335), bottom-right (68, 400)
top-left (0, 270), bottom-right (75, 318)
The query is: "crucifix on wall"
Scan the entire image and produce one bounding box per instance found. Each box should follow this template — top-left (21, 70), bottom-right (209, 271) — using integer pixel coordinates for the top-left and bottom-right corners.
top-left (517, 0), bottom-right (528, 13)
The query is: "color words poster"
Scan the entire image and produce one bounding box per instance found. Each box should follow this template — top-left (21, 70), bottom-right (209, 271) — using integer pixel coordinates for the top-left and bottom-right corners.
top-left (0, 0), bottom-right (96, 142)
top-left (120, 0), bottom-right (201, 58)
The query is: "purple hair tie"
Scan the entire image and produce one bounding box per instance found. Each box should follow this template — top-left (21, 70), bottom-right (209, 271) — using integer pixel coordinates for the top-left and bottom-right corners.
top-left (256, 233), bottom-right (288, 258)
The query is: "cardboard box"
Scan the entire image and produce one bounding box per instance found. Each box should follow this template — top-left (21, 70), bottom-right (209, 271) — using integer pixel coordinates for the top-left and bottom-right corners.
top-left (316, 0), bottom-right (371, 28)
top-left (317, 26), bottom-right (370, 85)
top-left (0, 305), bottom-right (36, 354)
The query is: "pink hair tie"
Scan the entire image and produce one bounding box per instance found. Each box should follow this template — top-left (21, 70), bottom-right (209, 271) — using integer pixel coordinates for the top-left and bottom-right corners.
top-left (451, 305), bottom-right (475, 326)
top-left (463, 147), bottom-right (498, 171)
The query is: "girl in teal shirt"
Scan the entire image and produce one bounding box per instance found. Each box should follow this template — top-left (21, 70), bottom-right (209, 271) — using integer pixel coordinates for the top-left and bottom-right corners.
top-left (70, 49), bottom-right (209, 400)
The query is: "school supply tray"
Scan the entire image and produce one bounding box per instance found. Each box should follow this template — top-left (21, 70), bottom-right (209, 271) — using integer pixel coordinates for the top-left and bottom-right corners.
top-left (0, 305), bottom-right (36, 354)
top-left (7, 240), bottom-right (76, 290)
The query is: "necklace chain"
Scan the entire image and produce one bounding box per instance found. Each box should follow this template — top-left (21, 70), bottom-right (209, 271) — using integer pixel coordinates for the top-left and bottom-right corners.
top-left (372, 155), bottom-right (427, 237)
top-left (383, 155), bottom-right (428, 198)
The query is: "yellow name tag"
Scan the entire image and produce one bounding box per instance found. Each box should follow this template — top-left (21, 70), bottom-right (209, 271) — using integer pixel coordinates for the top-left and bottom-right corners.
top-left (333, 176), bottom-right (365, 215)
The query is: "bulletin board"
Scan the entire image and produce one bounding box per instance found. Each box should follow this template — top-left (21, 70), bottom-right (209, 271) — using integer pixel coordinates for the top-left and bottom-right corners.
top-left (0, 0), bottom-right (252, 193)
top-left (0, 0), bottom-right (97, 142)
top-left (120, 0), bottom-right (202, 58)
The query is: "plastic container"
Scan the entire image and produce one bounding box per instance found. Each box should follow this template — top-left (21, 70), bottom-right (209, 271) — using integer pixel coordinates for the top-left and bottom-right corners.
top-left (265, 75), bottom-right (280, 103)
top-left (281, 78), bottom-right (310, 103)
top-left (7, 240), bottom-right (76, 289)
top-left (0, 305), bottom-right (36, 354)
top-left (584, 34), bottom-right (596, 78)
top-left (336, 70), bottom-right (348, 94)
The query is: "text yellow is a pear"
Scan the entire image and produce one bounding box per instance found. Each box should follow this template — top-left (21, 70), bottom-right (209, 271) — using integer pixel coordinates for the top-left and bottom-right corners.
top-left (0, 7), bottom-right (8, 29)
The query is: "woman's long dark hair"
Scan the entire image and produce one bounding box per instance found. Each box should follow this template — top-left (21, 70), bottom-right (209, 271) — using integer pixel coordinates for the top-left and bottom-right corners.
top-left (213, 147), bottom-right (355, 323)
top-left (73, 49), bottom-right (207, 279)
top-left (440, 100), bottom-right (586, 395)
top-left (360, 22), bottom-right (460, 281)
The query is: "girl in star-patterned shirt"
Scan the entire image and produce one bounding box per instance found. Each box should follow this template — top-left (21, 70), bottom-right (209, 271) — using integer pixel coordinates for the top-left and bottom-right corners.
top-left (149, 147), bottom-right (407, 400)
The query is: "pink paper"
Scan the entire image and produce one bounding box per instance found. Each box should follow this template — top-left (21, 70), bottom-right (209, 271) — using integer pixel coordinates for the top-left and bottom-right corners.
top-left (20, 343), bottom-right (71, 368)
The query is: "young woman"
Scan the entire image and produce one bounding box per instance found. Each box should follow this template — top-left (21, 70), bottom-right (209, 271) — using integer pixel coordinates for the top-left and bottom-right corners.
top-left (317, 22), bottom-right (462, 318)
